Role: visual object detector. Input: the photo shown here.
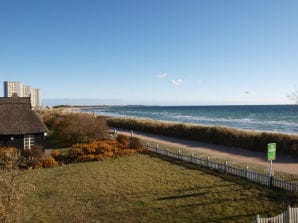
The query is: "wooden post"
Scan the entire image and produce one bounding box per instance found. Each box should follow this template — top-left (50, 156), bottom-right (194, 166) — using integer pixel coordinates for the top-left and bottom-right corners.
top-left (246, 166), bottom-right (249, 179)
top-left (130, 130), bottom-right (133, 138)
top-left (191, 152), bottom-right (195, 163)
top-left (146, 143), bottom-right (149, 150)
top-left (256, 214), bottom-right (260, 223)
top-left (178, 149), bottom-right (181, 159)
top-left (288, 205), bottom-right (292, 223)
top-left (156, 144), bottom-right (158, 153)
top-left (207, 157), bottom-right (210, 167)
top-left (224, 161), bottom-right (228, 173)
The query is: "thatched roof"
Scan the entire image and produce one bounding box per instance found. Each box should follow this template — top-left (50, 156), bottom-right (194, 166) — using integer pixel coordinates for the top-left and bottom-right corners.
top-left (0, 94), bottom-right (48, 135)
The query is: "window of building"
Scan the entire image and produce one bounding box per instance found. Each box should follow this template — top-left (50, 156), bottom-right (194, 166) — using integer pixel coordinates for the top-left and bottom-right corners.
top-left (24, 135), bottom-right (34, 150)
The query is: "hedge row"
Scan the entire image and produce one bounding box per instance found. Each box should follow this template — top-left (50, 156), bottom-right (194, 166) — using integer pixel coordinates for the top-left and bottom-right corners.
top-left (107, 117), bottom-right (298, 156)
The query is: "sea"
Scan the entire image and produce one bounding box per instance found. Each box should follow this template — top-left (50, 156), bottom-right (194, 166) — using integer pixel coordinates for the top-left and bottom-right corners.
top-left (79, 105), bottom-right (298, 134)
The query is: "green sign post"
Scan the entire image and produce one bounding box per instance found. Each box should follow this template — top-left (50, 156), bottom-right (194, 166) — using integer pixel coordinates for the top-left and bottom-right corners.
top-left (267, 143), bottom-right (276, 161)
top-left (267, 143), bottom-right (276, 178)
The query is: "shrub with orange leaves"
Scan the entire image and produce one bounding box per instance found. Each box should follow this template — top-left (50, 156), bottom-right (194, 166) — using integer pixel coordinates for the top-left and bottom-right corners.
top-left (41, 157), bottom-right (58, 168)
top-left (51, 150), bottom-right (60, 159)
top-left (68, 138), bottom-right (146, 163)
top-left (76, 154), bottom-right (96, 162)
top-left (0, 147), bottom-right (18, 169)
top-left (69, 147), bottom-right (84, 158)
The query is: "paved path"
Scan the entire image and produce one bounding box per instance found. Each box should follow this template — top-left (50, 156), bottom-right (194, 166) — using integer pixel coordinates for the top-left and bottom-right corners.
top-left (117, 129), bottom-right (298, 176)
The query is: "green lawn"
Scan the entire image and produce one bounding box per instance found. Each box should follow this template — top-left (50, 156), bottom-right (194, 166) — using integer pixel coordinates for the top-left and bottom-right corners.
top-left (12, 153), bottom-right (298, 223)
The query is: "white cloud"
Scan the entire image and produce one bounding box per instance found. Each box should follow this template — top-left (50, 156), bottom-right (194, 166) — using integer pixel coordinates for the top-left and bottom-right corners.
top-left (172, 79), bottom-right (183, 86)
top-left (157, 73), bottom-right (168, 79)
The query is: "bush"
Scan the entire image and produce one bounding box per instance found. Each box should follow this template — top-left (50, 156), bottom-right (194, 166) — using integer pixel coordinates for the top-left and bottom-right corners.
top-left (68, 138), bottom-right (146, 163)
top-left (116, 134), bottom-right (129, 148)
top-left (21, 145), bottom-right (44, 161)
top-left (51, 150), bottom-right (60, 159)
top-left (0, 147), bottom-right (18, 169)
top-left (41, 157), bottom-right (58, 168)
top-left (129, 137), bottom-right (143, 149)
top-left (43, 112), bottom-right (107, 147)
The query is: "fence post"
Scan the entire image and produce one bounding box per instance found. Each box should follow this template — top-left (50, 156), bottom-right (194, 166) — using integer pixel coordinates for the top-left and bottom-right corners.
top-left (246, 166), bottom-right (249, 179)
top-left (224, 161), bottom-right (228, 173)
top-left (288, 205), bottom-right (292, 223)
top-left (146, 143), bottom-right (149, 151)
top-left (167, 149), bottom-right (169, 156)
top-left (256, 214), bottom-right (260, 223)
top-left (191, 152), bottom-right (195, 163)
top-left (156, 144), bottom-right (158, 153)
top-left (269, 175), bottom-right (273, 188)
top-left (207, 157), bottom-right (210, 167)
top-left (131, 130), bottom-right (134, 137)
top-left (178, 149), bottom-right (181, 159)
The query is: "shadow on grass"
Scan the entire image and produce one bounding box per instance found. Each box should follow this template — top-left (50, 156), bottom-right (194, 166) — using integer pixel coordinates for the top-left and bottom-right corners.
top-left (156, 192), bottom-right (208, 201)
top-left (146, 151), bottom-right (298, 203)
top-left (146, 151), bottom-right (259, 188)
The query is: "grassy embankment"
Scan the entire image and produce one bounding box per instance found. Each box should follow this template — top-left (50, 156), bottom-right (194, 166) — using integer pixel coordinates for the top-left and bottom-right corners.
top-left (12, 153), bottom-right (298, 223)
top-left (107, 117), bottom-right (298, 156)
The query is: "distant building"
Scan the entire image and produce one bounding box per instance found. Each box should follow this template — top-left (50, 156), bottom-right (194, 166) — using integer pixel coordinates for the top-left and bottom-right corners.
top-left (0, 94), bottom-right (48, 149)
top-left (4, 81), bottom-right (24, 97)
top-left (3, 81), bottom-right (41, 109)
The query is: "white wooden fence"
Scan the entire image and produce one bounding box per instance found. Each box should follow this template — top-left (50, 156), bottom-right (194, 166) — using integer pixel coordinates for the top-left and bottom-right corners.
top-left (145, 144), bottom-right (298, 222)
top-left (251, 206), bottom-right (298, 223)
top-left (146, 144), bottom-right (298, 192)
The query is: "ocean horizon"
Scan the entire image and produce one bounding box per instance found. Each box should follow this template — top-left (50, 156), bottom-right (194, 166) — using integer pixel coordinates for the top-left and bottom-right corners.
top-left (78, 104), bottom-right (298, 134)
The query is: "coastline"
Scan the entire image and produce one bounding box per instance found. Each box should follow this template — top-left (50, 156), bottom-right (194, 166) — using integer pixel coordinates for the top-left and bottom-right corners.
top-left (55, 106), bottom-right (298, 176)
top-left (55, 106), bottom-right (298, 155)
top-left (76, 105), bottom-right (298, 135)
top-left (59, 106), bottom-right (298, 137)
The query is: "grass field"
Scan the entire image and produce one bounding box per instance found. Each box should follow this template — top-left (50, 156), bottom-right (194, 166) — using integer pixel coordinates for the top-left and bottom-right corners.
top-left (12, 153), bottom-right (298, 223)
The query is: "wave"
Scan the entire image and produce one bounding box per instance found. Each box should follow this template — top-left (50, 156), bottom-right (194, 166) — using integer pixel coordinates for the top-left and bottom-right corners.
top-left (167, 115), bottom-right (298, 128)
top-left (80, 107), bottom-right (298, 134)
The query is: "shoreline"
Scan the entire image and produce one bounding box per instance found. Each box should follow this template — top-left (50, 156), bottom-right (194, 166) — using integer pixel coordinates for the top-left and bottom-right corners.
top-left (75, 105), bottom-right (298, 136)
top-left (58, 106), bottom-right (298, 137)
top-left (45, 107), bottom-right (298, 175)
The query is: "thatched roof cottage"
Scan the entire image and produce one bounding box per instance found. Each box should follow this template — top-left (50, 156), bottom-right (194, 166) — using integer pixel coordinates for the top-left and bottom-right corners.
top-left (0, 94), bottom-right (48, 149)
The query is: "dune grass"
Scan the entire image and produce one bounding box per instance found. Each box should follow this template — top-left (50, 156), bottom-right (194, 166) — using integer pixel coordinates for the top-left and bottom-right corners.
top-left (8, 153), bottom-right (297, 223)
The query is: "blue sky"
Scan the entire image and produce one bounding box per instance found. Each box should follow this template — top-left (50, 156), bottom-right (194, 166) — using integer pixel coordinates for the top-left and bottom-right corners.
top-left (0, 0), bottom-right (297, 105)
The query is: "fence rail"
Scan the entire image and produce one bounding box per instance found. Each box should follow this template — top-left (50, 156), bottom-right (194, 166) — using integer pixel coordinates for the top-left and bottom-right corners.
top-left (146, 144), bottom-right (298, 192)
top-left (251, 206), bottom-right (298, 223)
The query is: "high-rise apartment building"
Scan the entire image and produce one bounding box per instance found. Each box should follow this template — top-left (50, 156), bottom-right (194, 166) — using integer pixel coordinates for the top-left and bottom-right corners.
top-left (4, 81), bottom-right (24, 97)
top-left (3, 81), bottom-right (41, 109)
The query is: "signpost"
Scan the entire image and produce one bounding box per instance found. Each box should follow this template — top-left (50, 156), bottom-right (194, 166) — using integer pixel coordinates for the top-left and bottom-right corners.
top-left (267, 143), bottom-right (276, 178)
